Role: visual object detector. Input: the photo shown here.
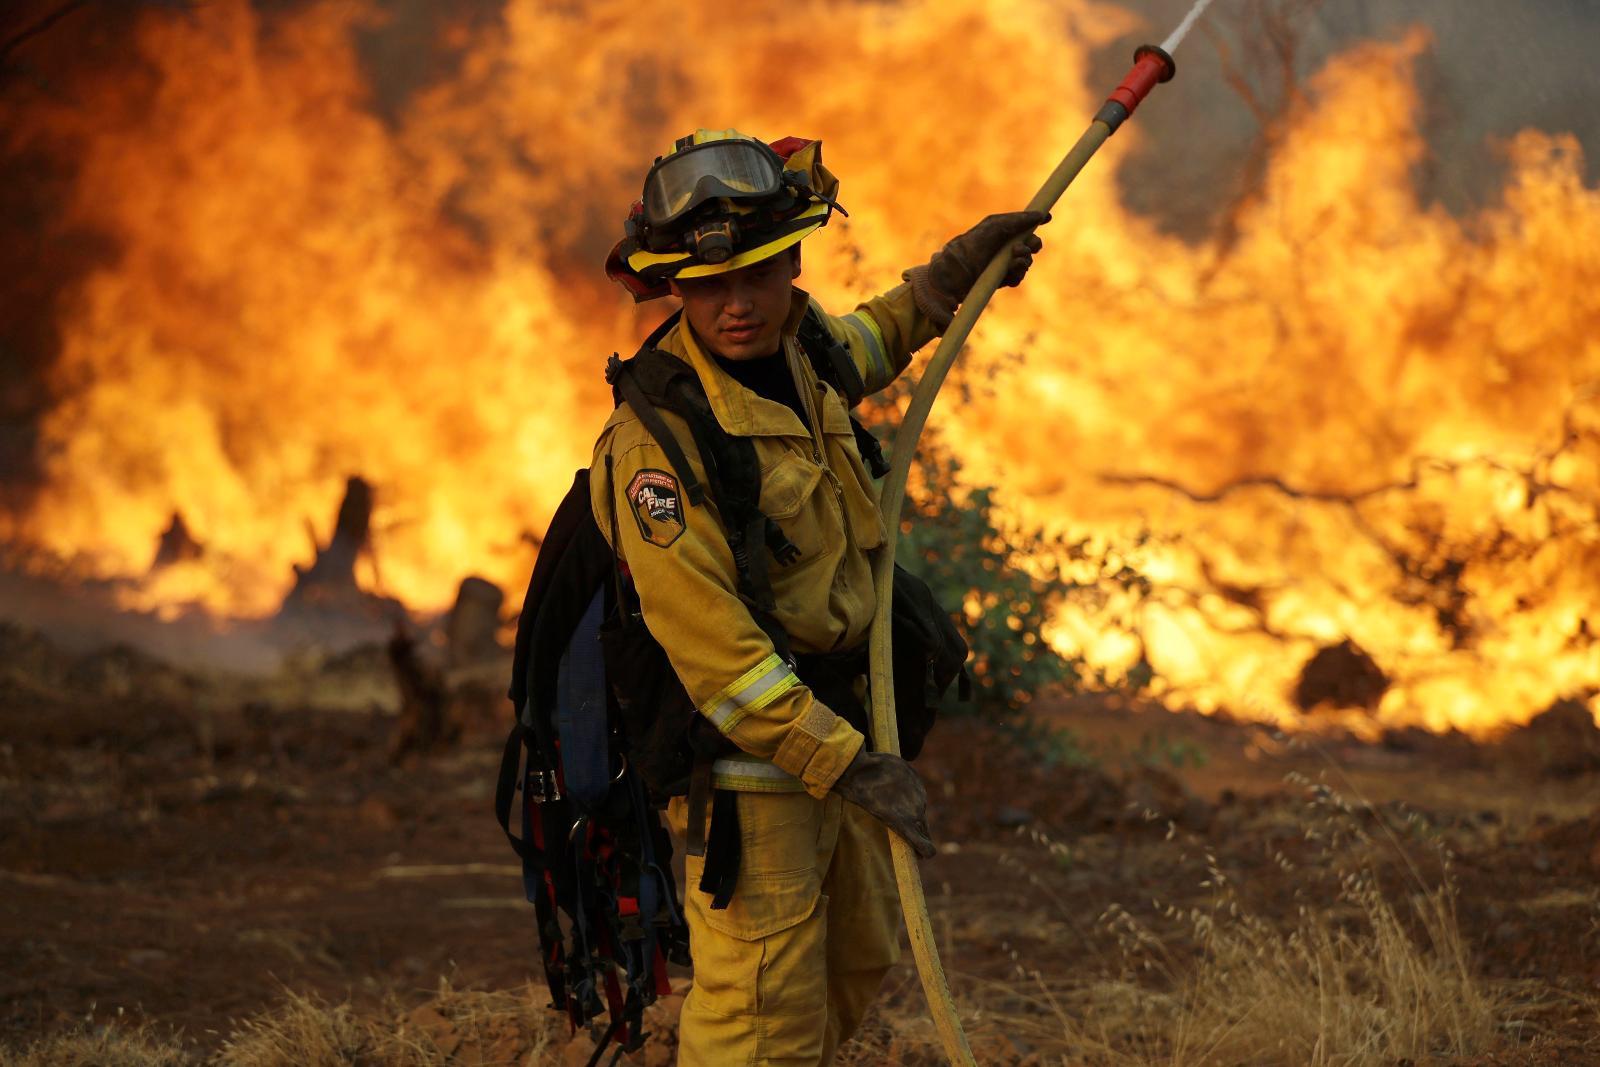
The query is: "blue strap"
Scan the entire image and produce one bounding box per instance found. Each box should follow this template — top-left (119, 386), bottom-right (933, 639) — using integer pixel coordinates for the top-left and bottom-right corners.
top-left (557, 590), bottom-right (612, 815)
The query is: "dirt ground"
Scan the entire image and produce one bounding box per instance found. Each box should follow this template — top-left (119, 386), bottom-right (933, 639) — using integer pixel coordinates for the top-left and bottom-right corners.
top-left (1, 629), bottom-right (1597, 1065)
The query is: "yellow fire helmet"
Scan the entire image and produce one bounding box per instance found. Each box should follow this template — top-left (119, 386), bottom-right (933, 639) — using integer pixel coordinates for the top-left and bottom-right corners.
top-left (606, 129), bottom-right (845, 302)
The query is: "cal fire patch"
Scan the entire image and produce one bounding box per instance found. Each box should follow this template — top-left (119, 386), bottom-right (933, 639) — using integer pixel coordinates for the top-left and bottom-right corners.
top-left (627, 468), bottom-right (685, 548)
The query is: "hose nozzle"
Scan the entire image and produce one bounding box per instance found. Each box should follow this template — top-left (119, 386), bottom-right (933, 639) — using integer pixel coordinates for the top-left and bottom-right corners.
top-left (1094, 44), bottom-right (1176, 134)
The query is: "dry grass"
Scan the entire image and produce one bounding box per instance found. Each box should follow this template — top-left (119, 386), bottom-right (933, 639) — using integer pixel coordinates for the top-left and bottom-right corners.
top-left (0, 878), bottom-right (1517, 1067)
top-left (972, 776), bottom-right (1509, 1066)
top-left (217, 991), bottom-right (425, 1067)
top-left (221, 981), bottom-right (562, 1067)
top-left (1042, 883), bottom-right (1500, 1065)
top-left (0, 1027), bottom-right (191, 1067)
top-left (0, 982), bottom-right (562, 1067)
top-left (0, 832), bottom-right (1511, 1067)
top-left (0, 772), bottom-right (1521, 1067)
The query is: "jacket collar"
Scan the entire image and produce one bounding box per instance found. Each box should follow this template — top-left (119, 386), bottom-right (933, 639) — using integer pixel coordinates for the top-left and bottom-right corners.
top-left (658, 287), bottom-right (815, 439)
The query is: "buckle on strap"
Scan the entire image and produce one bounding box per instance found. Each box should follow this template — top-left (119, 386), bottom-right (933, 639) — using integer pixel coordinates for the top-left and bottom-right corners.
top-left (525, 766), bottom-right (563, 803)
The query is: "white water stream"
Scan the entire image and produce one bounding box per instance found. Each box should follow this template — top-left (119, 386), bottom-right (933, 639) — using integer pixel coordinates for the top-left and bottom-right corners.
top-left (1160, 0), bottom-right (1218, 54)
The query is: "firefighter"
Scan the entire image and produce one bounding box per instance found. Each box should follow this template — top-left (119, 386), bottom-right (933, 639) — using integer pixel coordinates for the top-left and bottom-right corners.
top-left (594, 129), bottom-right (1044, 1065)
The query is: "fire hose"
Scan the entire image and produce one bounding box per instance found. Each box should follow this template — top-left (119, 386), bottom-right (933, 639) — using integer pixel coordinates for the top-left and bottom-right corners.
top-left (866, 43), bottom-right (1179, 1065)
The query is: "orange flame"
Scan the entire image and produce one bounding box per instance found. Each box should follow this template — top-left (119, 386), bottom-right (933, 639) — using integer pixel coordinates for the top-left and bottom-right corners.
top-left (1, 1), bottom-right (1595, 734)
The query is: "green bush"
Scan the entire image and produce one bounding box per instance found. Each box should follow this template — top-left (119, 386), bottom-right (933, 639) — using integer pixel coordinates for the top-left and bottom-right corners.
top-left (896, 445), bottom-right (1150, 742)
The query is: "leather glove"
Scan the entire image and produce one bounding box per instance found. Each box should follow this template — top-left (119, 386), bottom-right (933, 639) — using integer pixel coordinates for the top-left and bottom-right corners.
top-left (832, 749), bottom-right (937, 858)
top-left (905, 210), bottom-right (1049, 327)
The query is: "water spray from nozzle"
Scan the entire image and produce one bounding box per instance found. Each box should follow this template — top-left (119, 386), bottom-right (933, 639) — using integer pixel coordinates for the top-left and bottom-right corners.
top-left (1092, 0), bottom-right (1213, 134)
top-left (1161, 0), bottom-right (1218, 55)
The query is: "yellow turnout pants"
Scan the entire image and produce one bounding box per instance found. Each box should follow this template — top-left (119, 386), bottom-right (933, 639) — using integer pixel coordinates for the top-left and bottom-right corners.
top-left (667, 790), bottom-right (900, 1066)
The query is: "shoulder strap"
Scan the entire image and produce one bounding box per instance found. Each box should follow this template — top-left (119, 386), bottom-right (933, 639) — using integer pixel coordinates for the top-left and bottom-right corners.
top-left (602, 325), bottom-right (793, 652)
top-left (603, 311), bottom-right (704, 504)
top-left (607, 353), bottom-right (706, 508)
top-left (795, 306), bottom-right (890, 478)
top-left (797, 305), bottom-right (865, 404)
top-left (657, 372), bottom-right (787, 635)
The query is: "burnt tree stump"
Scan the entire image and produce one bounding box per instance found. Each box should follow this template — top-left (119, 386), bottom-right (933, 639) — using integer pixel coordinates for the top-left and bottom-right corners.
top-left (284, 476), bottom-right (372, 608)
top-left (445, 576), bottom-right (505, 668)
top-left (277, 477), bottom-right (404, 639)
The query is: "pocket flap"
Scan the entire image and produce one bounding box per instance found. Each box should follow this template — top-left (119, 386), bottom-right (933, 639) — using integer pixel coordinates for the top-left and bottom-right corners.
top-left (694, 867), bottom-right (823, 941)
top-left (759, 452), bottom-right (821, 520)
top-left (684, 791), bottom-right (836, 941)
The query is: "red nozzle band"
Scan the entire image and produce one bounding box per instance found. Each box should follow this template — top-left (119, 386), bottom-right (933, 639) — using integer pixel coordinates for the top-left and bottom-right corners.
top-left (1105, 44), bottom-right (1176, 117)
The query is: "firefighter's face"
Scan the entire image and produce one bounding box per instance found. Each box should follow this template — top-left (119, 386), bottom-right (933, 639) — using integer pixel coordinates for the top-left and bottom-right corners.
top-left (670, 248), bottom-right (801, 361)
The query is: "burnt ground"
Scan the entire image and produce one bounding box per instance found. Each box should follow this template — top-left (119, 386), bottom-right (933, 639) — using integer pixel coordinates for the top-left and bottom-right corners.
top-left (1, 633), bottom-right (1597, 1064)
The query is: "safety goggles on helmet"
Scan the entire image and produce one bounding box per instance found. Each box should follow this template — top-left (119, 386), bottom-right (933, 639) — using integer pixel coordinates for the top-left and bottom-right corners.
top-left (642, 138), bottom-right (786, 229)
top-left (607, 132), bottom-right (844, 302)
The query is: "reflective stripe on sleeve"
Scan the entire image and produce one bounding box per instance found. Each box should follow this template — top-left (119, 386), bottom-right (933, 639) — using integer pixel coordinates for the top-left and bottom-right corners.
top-left (699, 652), bottom-right (800, 735)
top-left (843, 311), bottom-right (890, 390)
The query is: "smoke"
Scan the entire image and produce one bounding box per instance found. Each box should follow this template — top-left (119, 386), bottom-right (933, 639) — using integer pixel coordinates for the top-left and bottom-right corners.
top-left (1102, 0), bottom-right (1600, 236)
top-left (350, 0), bottom-right (503, 125)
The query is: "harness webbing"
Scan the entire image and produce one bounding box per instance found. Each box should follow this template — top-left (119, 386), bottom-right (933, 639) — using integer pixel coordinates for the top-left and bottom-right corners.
top-left (608, 364), bottom-right (705, 508)
top-left (797, 305), bottom-right (866, 403)
top-left (601, 305), bottom-right (889, 912)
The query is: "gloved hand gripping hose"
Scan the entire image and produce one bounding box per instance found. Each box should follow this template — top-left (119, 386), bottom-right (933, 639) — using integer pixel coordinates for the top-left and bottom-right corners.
top-left (866, 44), bottom-right (1177, 1066)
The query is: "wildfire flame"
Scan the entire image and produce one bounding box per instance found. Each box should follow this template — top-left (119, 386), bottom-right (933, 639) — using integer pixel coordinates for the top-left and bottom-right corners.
top-left (1, 0), bottom-right (1596, 735)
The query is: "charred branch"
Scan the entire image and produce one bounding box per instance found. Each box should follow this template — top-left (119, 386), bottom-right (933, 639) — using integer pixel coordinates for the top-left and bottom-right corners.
top-left (0, 2), bottom-right (88, 68)
top-left (1200, 0), bottom-right (1327, 261)
top-left (1101, 385), bottom-right (1598, 521)
top-left (2, 1), bottom-right (207, 71)
top-left (1101, 389), bottom-right (1598, 682)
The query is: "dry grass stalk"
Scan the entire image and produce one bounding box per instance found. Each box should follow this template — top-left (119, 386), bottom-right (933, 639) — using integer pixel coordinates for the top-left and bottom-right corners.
top-left (0, 1027), bottom-right (191, 1067)
top-left (217, 991), bottom-right (412, 1067)
top-left (980, 779), bottom-right (1507, 1066)
top-left (1, 982), bottom-right (561, 1067)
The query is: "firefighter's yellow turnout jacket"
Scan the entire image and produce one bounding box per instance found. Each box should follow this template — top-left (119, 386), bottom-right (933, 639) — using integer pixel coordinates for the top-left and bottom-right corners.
top-left (590, 283), bottom-right (938, 797)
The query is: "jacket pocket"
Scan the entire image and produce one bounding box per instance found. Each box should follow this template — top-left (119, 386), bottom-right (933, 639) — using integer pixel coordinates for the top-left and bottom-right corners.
top-left (824, 428), bottom-right (888, 551)
top-left (758, 450), bottom-right (827, 569)
top-left (688, 791), bottom-right (837, 941)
